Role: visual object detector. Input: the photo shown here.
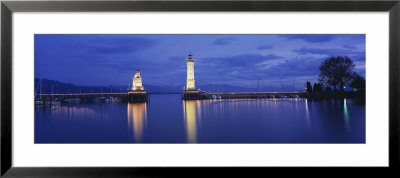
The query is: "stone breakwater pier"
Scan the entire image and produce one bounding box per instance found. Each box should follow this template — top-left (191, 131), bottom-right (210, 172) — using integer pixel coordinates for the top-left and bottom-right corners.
top-left (36, 92), bottom-right (148, 103)
top-left (182, 90), bottom-right (307, 100)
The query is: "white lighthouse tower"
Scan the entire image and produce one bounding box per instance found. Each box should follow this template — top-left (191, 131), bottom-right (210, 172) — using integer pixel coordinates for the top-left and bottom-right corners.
top-left (186, 53), bottom-right (196, 90)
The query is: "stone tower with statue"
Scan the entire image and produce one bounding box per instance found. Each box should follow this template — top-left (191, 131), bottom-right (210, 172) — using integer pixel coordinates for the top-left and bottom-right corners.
top-left (130, 69), bottom-right (145, 92)
top-left (128, 69), bottom-right (147, 102)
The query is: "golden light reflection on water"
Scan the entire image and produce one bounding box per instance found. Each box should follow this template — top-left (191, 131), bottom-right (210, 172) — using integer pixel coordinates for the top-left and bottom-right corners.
top-left (182, 98), bottom-right (308, 143)
top-left (127, 102), bottom-right (147, 142)
top-left (183, 100), bottom-right (201, 143)
top-left (49, 105), bottom-right (101, 120)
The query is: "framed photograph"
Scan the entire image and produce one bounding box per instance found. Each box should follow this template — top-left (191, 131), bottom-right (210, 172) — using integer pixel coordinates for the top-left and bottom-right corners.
top-left (1, 0), bottom-right (399, 177)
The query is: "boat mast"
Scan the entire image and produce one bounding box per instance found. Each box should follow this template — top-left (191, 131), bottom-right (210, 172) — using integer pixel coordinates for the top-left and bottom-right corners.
top-left (40, 78), bottom-right (42, 100)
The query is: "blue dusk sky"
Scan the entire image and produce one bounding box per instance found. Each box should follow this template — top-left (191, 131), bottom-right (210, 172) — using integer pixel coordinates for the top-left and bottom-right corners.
top-left (35, 34), bottom-right (365, 88)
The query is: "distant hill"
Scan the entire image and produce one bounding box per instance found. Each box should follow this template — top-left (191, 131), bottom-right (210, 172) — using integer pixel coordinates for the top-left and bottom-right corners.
top-left (34, 78), bottom-right (126, 94)
top-left (34, 78), bottom-right (186, 94)
top-left (34, 78), bottom-right (306, 95)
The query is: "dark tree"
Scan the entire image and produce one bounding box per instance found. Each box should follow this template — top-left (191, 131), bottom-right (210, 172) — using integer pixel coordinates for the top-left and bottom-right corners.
top-left (325, 87), bottom-right (332, 92)
top-left (350, 75), bottom-right (366, 90)
top-left (306, 81), bottom-right (312, 93)
top-left (318, 56), bottom-right (357, 92)
top-left (313, 83), bottom-right (323, 93)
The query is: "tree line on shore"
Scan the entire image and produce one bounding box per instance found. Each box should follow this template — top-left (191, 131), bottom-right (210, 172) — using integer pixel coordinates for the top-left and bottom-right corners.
top-left (305, 56), bottom-right (365, 104)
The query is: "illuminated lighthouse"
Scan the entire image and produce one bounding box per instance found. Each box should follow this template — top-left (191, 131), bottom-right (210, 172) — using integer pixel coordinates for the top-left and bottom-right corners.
top-left (186, 53), bottom-right (196, 90)
top-left (183, 53), bottom-right (206, 100)
top-left (129, 69), bottom-right (144, 92)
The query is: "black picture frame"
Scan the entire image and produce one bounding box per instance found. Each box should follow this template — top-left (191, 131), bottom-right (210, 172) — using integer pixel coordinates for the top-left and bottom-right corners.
top-left (1, 0), bottom-right (399, 177)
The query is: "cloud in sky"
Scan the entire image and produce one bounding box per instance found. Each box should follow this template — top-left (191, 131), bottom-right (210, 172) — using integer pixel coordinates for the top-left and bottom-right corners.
top-left (211, 37), bottom-right (236, 46)
top-left (85, 36), bottom-right (157, 54)
top-left (35, 34), bottom-right (365, 88)
top-left (279, 34), bottom-right (337, 43)
top-left (292, 47), bottom-right (365, 61)
top-left (202, 53), bottom-right (283, 67)
top-left (257, 45), bottom-right (274, 50)
top-left (343, 44), bottom-right (358, 49)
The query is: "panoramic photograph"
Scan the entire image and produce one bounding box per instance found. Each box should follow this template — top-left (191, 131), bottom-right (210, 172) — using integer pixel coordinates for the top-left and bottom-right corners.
top-left (34, 34), bottom-right (366, 143)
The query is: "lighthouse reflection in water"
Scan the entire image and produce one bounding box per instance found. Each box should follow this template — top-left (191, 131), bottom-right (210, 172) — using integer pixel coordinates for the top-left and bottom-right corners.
top-left (35, 94), bottom-right (365, 143)
top-left (127, 102), bottom-right (147, 142)
top-left (183, 100), bottom-right (201, 143)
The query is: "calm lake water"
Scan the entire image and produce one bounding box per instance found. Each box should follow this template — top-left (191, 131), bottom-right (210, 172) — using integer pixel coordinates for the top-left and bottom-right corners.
top-left (35, 94), bottom-right (365, 143)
